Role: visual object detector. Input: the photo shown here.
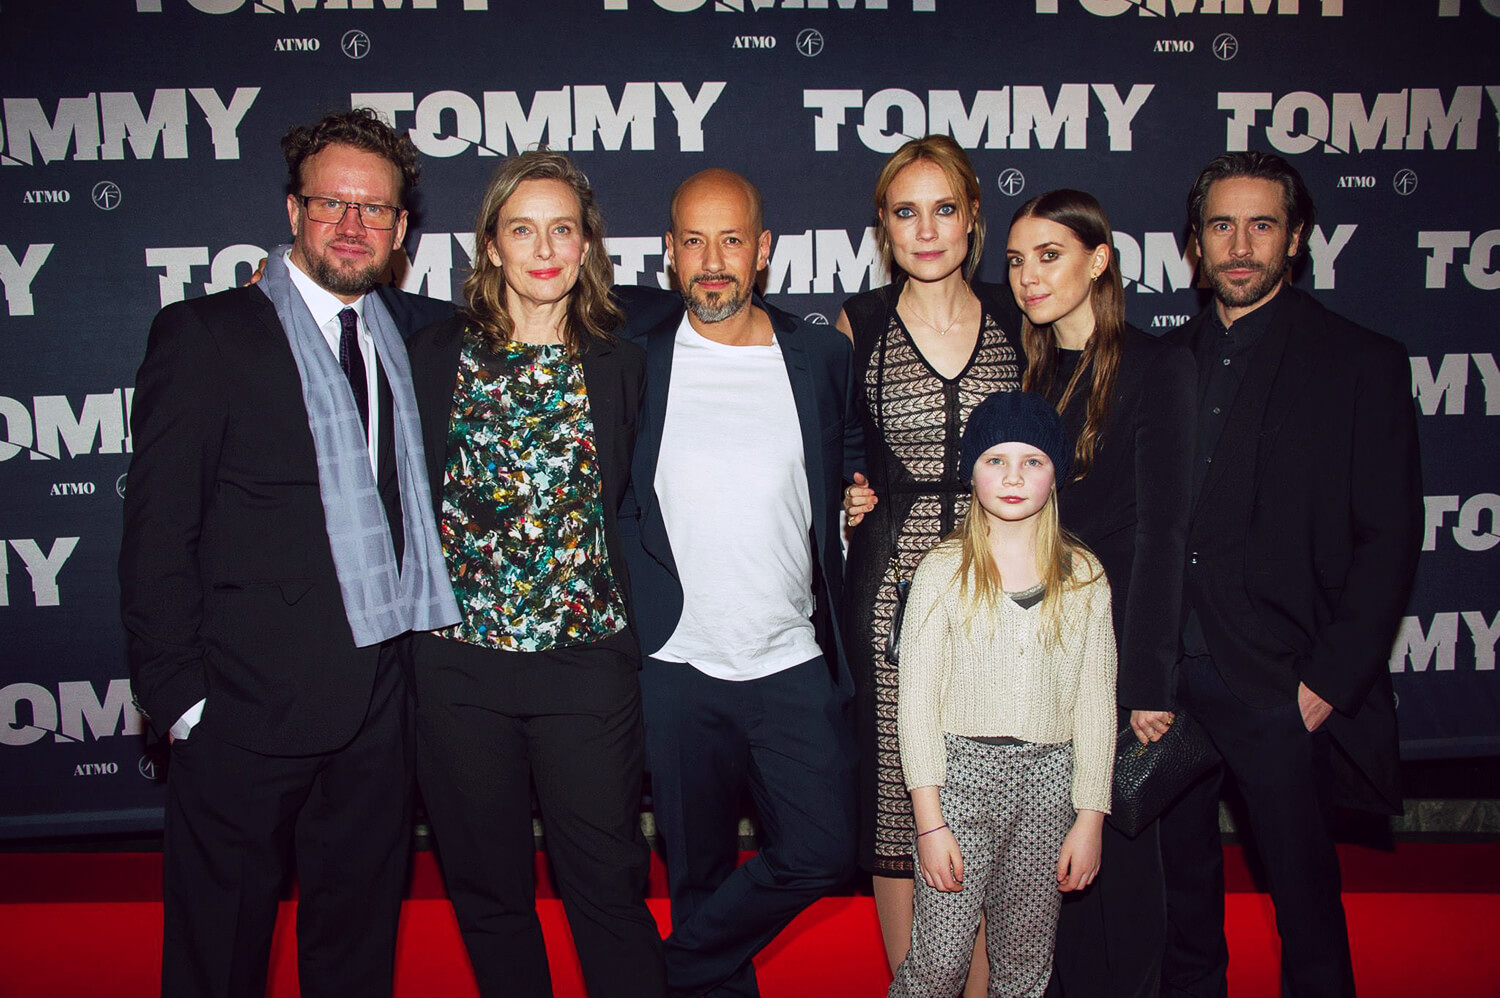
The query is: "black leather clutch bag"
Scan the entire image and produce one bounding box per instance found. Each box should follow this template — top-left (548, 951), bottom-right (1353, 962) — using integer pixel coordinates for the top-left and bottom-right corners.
top-left (1107, 711), bottom-right (1220, 838)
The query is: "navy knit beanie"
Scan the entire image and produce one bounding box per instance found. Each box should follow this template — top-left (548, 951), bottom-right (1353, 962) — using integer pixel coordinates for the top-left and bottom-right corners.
top-left (959, 390), bottom-right (1071, 484)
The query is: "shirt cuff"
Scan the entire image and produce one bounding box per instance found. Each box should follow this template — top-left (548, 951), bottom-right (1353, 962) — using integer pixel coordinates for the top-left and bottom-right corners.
top-left (170, 699), bottom-right (205, 741)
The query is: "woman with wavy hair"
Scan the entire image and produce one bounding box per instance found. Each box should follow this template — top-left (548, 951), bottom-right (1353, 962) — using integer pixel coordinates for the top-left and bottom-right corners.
top-left (407, 150), bottom-right (664, 998)
top-left (1005, 188), bottom-right (1194, 998)
top-left (837, 134), bottom-right (1024, 995)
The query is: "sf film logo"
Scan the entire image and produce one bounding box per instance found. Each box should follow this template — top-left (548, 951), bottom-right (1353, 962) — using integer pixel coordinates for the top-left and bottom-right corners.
top-left (342, 29), bottom-right (371, 59)
top-left (92, 181), bottom-right (122, 211)
top-left (796, 29), bottom-right (824, 56)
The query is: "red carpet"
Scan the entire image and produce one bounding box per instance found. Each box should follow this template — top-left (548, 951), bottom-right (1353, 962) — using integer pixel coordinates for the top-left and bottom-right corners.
top-left (3, 846), bottom-right (1497, 997)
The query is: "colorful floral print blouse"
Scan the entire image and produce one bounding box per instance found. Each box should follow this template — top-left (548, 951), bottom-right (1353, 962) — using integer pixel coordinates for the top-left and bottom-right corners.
top-left (437, 333), bottom-right (625, 652)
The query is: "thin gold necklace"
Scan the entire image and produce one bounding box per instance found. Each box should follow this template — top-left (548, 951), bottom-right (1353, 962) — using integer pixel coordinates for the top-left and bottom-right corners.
top-left (900, 286), bottom-right (974, 337)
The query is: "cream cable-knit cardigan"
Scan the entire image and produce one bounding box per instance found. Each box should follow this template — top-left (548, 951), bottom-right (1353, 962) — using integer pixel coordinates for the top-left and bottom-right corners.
top-left (896, 540), bottom-right (1118, 814)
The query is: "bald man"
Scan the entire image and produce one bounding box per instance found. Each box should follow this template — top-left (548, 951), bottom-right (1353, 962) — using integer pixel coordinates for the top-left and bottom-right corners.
top-left (615, 169), bottom-right (864, 998)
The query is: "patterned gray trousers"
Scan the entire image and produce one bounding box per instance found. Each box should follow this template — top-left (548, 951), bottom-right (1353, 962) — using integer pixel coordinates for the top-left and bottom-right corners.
top-left (889, 734), bottom-right (1075, 998)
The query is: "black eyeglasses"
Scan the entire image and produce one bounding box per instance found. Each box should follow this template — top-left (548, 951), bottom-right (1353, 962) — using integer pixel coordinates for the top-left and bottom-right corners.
top-left (298, 196), bottom-right (404, 230)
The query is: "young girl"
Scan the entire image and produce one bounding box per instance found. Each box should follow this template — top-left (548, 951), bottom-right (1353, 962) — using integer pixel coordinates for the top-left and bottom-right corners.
top-left (888, 389), bottom-right (1117, 998)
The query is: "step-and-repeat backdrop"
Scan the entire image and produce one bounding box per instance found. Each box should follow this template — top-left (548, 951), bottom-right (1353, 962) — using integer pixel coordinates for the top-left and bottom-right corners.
top-left (2, 0), bottom-right (1497, 837)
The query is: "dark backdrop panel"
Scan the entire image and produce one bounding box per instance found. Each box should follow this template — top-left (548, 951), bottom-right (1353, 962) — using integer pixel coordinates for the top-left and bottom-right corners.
top-left (2, 0), bottom-right (1496, 836)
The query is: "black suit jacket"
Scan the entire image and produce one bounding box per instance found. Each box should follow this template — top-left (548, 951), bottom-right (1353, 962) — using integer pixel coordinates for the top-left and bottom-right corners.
top-left (1168, 287), bottom-right (1422, 812)
top-left (613, 285), bottom-right (866, 698)
top-left (1052, 325), bottom-right (1195, 713)
top-left (405, 314), bottom-right (646, 622)
top-left (119, 284), bottom-right (453, 755)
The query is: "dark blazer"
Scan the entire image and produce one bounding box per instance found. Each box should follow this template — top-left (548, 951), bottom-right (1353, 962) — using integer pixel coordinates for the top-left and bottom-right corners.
top-left (1051, 325), bottom-right (1195, 712)
top-left (1168, 287), bottom-right (1422, 812)
top-left (613, 285), bottom-right (866, 697)
top-left (405, 314), bottom-right (646, 620)
top-left (119, 284), bottom-right (453, 755)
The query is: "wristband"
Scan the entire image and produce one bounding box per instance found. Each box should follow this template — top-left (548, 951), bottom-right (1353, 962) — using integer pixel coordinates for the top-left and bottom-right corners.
top-left (917, 823), bottom-right (949, 838)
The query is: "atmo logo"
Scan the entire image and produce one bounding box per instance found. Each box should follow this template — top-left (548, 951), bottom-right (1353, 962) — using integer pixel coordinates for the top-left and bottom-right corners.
top-left (354, 84), bottom-right (727, 157)
top-left (1219, 87), bottom-right (1500, 154)
top-left (0, 679), bottom-right (144, 747)
top-left (1036, 0), bottom-right (1343, 13)
top-left (804, 85), bottom-right (1155, 152)
top-left (0, 390), bottom-right (134, 461)
top-left (0, 89), bottom-right (260, 166)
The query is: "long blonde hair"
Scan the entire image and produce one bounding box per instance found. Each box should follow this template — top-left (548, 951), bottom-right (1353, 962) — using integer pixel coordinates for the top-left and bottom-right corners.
top-left (950, 485), bottom-right (1101, 648)
top-left (462, 149), bottom-right (622, 355)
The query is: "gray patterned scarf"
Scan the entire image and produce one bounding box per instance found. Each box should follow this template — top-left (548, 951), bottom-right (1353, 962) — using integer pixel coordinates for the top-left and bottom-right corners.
top-left (258, 248), bottom-right (458, 646)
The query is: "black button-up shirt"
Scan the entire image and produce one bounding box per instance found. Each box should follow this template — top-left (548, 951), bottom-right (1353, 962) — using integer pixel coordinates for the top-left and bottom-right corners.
top-left (1192, 290), bottom-right (1282, 495)
top-left (1183, 288), bottom-right (1284, 656)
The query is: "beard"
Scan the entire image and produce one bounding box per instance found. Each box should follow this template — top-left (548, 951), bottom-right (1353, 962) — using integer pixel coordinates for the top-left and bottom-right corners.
top-left (681, 273), bottom-right (751, 323)
top-left (1206, 252), bottom-right (1291, 311)
top-left (298, 233), bottom-right (385, 298)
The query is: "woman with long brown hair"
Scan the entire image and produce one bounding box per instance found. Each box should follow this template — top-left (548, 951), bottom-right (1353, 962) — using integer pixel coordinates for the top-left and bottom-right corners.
top-left (836, 134), bottom-right (1024, 994)
top-left (1005, 188), bottom-right (1194, 998)
top-left (406, 150), bottom-right (664, 998)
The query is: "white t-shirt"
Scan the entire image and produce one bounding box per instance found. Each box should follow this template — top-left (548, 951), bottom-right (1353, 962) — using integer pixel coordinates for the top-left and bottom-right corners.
top-left (652, 314), bottom-right (823, 681)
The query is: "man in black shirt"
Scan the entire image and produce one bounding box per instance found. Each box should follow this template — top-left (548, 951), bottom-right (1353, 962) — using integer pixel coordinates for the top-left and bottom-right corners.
top-left (1160, 152), bottom-right (1422, 998)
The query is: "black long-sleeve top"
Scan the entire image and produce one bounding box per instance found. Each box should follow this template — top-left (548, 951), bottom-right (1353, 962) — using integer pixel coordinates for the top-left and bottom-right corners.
top-left (1047, 324), bottom-right (1196, 711)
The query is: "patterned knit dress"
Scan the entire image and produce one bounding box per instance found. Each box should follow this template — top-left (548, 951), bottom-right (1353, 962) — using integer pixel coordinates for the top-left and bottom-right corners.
top-left (842, 280), bottom-right (1023, 874)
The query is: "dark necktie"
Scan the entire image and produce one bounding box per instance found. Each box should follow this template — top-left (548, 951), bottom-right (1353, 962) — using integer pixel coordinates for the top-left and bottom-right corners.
top-left (337, 306), bottom-right (370, 434)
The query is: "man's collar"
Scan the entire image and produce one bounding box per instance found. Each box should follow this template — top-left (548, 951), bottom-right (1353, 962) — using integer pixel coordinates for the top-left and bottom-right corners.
top-left (284, 249), bottom-right (366, 329)
top-left (1213, 282), bottom-right (1287, 337)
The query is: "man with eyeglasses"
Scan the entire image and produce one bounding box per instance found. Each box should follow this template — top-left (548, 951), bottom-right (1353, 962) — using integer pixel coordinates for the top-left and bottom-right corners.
top-left (119, 108), bottom-right (459, 998)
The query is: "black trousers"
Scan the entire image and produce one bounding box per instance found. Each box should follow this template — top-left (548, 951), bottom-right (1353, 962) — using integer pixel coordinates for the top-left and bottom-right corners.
top-left (1159, 655), bottom-right (1355, 998)
top-left (641, 655), bottom-right (858, 998)
top-left (412, 631), bottom-right (665, 998)
top-left (1049, 716), bottom-right (1166, 998)
top-left (161, 642), bottom-right (413, 998)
